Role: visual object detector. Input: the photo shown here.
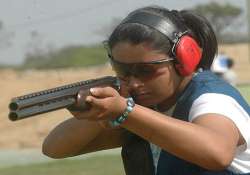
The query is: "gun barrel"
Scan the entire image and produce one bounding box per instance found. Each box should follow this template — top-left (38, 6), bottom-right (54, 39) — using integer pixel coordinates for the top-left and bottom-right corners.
top-left (9, 97), bottom-right (75, 121)
top-left (8, 76), bottom-right (120, 121)
top-left (9, 77), bottom-right (115, 110)
top-left (9, 87), bottom-right (81, 111)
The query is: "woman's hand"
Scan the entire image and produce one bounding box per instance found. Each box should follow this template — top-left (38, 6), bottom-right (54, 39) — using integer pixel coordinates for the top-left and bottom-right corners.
top-left (70, 87), bottom-right (127, 122)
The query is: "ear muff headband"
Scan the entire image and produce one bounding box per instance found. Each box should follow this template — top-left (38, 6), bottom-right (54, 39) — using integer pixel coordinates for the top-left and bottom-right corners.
top-left (121, 11), bottom-right (202, 76)
top-left (122, 11), bottom-right (187, 44)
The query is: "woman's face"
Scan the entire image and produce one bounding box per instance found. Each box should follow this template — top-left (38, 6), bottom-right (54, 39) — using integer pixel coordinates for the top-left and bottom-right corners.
top-left (111, 42), bottom-right (182, 108)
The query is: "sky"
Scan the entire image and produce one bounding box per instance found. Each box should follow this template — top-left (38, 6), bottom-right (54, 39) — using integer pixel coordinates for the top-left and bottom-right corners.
top-left (0, 0), bottom-right (247, 65)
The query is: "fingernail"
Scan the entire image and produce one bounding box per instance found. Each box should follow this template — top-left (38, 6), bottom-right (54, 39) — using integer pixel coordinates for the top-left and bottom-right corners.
top-left (90, 88), bottom-right (96, 93)
top-left (86, 96), bottom-right (92, 102)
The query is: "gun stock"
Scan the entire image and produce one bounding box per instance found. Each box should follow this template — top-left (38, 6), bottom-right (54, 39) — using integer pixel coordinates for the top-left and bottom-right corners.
top-left (8, 76), bottom-right (120, 121)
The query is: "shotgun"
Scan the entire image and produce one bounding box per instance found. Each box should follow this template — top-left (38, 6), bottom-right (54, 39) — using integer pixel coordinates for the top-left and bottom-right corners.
top-left (8, 76), bottom-right (120, 121)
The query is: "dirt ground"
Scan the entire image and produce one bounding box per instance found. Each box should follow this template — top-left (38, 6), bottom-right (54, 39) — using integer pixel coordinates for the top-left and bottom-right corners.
top-left (0, 43), bottom-right (249, 150)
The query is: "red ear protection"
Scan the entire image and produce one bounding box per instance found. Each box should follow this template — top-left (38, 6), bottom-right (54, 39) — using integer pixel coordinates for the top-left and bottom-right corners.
top-left (174, 35), bottom-right (202, 76)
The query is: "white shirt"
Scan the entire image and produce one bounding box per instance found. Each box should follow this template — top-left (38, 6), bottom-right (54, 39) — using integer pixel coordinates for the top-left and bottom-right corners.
top-left (189, 93), bottom-right (250, 173)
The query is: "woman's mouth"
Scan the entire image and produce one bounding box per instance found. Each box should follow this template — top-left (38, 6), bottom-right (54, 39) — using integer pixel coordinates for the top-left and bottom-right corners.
top-left (133, 92), bottom-right (151, 102)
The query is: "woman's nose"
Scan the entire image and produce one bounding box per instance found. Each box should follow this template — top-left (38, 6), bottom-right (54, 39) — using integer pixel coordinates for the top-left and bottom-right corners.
top-left (127, 76), bottom-right (144, 89)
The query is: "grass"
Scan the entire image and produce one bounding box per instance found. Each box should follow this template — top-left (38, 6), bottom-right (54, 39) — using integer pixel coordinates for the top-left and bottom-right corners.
top-left (0, 154), bottom-right (125, 175)
top-left (237, 84), bottom-right (250, 103)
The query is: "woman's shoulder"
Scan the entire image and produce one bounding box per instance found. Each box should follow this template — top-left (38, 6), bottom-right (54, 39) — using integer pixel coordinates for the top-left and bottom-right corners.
top-left (189, 70), bottom-right (240, 97)
top-left (177, 70), bottom-right (249, 115)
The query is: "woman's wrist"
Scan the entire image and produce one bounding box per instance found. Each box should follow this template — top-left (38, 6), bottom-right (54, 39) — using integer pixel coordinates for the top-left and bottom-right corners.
top-left (110, 97), bottom-right (135, 127)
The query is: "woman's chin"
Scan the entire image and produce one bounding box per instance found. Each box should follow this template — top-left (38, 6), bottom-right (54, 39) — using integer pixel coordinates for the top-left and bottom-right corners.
top-left (134, 98), bottom-right (157, 108)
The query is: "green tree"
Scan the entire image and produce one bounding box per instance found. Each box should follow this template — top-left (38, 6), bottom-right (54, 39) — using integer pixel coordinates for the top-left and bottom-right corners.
top-left (22, 44), bottom-right (108, 69)
top-left (190, 2), bottom-right (242, 41)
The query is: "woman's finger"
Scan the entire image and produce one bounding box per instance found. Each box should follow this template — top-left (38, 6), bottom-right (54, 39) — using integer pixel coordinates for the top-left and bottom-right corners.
top-left (86, 96), bottom-right (106, 107)
top-left (90, 87), bottom-right (118, 98)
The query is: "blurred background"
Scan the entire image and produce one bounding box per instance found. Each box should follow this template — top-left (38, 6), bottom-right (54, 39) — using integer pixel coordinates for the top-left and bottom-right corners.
top-left (0, 0), bottom-right (249, 174)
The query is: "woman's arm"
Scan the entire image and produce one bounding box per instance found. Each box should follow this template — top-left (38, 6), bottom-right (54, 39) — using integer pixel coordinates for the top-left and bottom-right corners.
top-left (42, 86), bottom-right (129, 159)
top-left (121, 104), bottom-right (241, 170)
top-left (42, 118), bottom-right (126, 158)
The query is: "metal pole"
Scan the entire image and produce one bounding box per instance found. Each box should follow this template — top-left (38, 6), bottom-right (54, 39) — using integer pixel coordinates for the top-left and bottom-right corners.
top-left (246, 0), bottom-right (250, 62)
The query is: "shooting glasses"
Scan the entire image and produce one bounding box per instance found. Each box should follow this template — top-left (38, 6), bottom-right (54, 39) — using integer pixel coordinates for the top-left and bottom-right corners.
top-left (109, 56), bottom-right (174, 79)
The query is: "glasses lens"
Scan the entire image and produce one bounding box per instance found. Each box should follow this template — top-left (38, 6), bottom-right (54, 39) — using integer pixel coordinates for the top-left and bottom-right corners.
top-left (111, 61), bottom-right (130, 78)
top-left (134, 64), bottom-right (157, 78)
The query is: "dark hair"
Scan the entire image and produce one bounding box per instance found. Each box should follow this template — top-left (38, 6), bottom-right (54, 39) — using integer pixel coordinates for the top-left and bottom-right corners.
top-left (107, 5), bottom-right (218, 70)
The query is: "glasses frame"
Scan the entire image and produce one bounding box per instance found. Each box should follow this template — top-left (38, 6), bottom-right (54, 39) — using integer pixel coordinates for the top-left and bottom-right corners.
top-left (109, 56), bottom-right (174, 65)
top-left (109, 56), bottom-right (174, 79)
